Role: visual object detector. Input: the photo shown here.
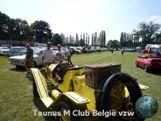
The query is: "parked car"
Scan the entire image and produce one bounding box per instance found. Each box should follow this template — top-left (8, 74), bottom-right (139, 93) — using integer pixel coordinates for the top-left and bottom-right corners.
top-left (0, 47), bottom-right (10, 55)
top-left (70, 47), bottom-right (81, 54)
top-left (8, 46), bottom-right (27, 56)
top-left (9, 47), bottom-right (44, 68)
top-left (88, 48), bottom-right (96, 53)
top-left (81, 48), bottom-right (88, 53)
top-left (135, 54), bottom-right (161, 72)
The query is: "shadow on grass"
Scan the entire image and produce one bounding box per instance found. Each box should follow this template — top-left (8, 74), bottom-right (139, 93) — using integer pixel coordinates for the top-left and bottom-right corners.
top-left (33, 97), bottom-right (56, 121)
top-left (9, 67), bottom-right (26, 72)
top-left (137, 67), bottom-right (161, 76)
top-left (149, 70), bottom-right (161, 76)
top-left (9, 66), bottom-right (43, 72)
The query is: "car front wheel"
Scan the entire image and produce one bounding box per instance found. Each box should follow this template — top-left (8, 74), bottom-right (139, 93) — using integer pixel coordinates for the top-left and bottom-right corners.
top-left (56, 101), bottom-right (79, 121)
top-left (135, 61), bottom-right (139, 67)
top-left (144, 65), bottom-right (149, 72)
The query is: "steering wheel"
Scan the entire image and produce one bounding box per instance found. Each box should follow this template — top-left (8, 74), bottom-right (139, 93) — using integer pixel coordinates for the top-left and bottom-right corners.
top-left (58, 59), bottom-right (73, 67)
top-left (52, 59), bottom-right (73, 83)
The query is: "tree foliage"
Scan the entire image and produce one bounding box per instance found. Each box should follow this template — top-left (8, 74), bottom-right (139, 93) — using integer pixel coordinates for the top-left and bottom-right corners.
top-left (30, 20), bottom-right (52, 43)
top-left (133, 21), bottom-right (161, 46)
top-left (1, 11), bottom-right (108, 46)
top-left (107, 40), bottom-right (120, 48)
top-left (13, 19), bottom-right (30, 44)
top-left (155, 33), bottom-right (161, 44)
top-left (0, 11), bottom-right (10, 40)
top-left (120, 32), bottom-right (133, 47)
top-left (51, 33), bottom-right (63, 46)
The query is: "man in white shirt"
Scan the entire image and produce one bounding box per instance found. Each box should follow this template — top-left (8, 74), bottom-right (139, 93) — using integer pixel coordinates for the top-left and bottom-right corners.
top-left (54, 44), bottom-right (65, 63)
top-left (42, 42), bottom-right (54, 66)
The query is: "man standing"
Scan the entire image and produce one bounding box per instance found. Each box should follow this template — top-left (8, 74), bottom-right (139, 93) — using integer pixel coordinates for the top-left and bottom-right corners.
top-left (121, 48), bottom-right (124, 56)
top-left (42, 42), bottom-right (54, 66)
top-left (25, 43), bottom-right (34, 75)
top-left (54, 44), bottom-right (65, 63)
top-left (65, 46), bottom-right (72, 61)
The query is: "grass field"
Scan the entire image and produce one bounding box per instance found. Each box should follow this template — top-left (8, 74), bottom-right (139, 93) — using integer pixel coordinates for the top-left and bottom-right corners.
top-left (0, 51), bottom-right (160, 121)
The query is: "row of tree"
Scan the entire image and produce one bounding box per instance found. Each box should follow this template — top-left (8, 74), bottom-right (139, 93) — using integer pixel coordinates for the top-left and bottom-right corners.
top-left (119, 22), bottom-right (161, 48)
top-left (107, 21), bottom-right (161, 49)
top-left (1, 11), bottom-right (161, 47)
top-left (0, 11), bottom-right (106, 46)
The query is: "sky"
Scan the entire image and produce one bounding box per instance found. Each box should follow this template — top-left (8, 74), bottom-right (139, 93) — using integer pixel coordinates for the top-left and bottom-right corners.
top-left (1, 0), bottom-right (161, 41)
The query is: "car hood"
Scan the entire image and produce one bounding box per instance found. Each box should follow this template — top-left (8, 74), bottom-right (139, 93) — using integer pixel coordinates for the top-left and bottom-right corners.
top-left (9, 54), bottom-right (39, 60)
top-left (147, 58), bottom-right (161, 61)
top-left (9, 55), bottom-right (26, 60)
top-left (1, 49), bottom-right (10, 51)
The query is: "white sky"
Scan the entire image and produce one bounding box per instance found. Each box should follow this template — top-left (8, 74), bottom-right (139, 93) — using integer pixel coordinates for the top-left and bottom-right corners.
top-left (1, 0), bottom-right (161, 41)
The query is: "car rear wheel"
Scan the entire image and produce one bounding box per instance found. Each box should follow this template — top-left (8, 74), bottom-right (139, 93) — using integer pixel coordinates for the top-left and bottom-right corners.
top-left (99, 73), bottom-right (144, 121)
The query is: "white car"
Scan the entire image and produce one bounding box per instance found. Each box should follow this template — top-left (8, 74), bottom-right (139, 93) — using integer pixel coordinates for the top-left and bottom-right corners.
top-left (8, 46), bottom-right (27, 57)
top-left (0, 47), bottom-right (10, 55)
top-left (9, 47), bottom-right (43, 68)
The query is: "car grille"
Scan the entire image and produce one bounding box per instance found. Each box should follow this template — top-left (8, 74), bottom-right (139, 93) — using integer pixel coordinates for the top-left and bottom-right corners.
top-left (9, 59), bottom-right (24, 64)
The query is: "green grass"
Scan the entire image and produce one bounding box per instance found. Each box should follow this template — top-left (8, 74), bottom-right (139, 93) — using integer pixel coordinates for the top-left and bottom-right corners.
top-left (0, 51), bottom-right (161, 121)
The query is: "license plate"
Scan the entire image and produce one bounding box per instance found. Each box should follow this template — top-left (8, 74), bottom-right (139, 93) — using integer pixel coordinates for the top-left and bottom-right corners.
top-left (11, 62), bottom-right (18, 65)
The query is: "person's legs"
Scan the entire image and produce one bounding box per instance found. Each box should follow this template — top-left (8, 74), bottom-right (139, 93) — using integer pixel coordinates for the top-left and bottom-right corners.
top-left (29, 61), bottom-right (34, 68)
top-left (25, 61), bottom-right (30, 75)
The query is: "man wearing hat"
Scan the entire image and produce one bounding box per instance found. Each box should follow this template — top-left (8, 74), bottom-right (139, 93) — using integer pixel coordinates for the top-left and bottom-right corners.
top-left (42, 42), bottom-right (54, 66)
top-left (25, 43), bottom-right (34, 75)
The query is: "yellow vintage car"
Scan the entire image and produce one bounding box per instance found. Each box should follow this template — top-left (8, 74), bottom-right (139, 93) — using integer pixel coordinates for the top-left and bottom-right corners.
top-left (30, 59), bottom-right (144, 121)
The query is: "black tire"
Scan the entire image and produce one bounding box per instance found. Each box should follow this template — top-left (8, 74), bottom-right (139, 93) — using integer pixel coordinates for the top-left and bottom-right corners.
top-left (144, 65), bottom-right (149, 72)
top-left (99, 73), bottom-right (144, 121)
top-left (135, 61), bottom-right (138, 67)
top-left (56, 101), bottom-right (78, 121)
top-left (16, 65), bottom-right (22, 68)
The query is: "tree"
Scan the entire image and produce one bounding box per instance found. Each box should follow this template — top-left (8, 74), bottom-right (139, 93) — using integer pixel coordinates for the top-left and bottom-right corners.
top-left (12, 19), bottom-right (30, 45)
top-left (79, 39), bottom-right (85, 46)
top-left (0, 12), bottom-right (10, 40)
top-left (99, 30), bottom-right (106, 47)
top-left (8, 19), bottom-right (16, 40)
top-left (107, 40), bottom-right (120, 48)
top-left (133, 21), bottom-right (161, 46)
top-left (120, 32), bottom-right (133, 47)
top-left (75, 33), bottom-right (79, 46)
top-left (155, 32), bottom-right (161, 44)
top-left (51, 33), bottom-right (63, 46)
top-left (31, 20), bottom-right (52, 43)
top-left (60, 33), bottom-right (65, 45)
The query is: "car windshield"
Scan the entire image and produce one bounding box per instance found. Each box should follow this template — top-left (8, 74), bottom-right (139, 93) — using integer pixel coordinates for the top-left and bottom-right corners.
top-left (139, 53), bottom-right (161, 58)
top-left (31, 47), bottom-right (43, 55)
top-left (1, 47), bottom-right (9, 49)
top-left (10, 47), bottom-right (26, 53)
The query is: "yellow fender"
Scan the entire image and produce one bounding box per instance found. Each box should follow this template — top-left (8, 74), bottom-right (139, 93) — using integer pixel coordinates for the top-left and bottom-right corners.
top-left (31, 68), bottom-right (54, 108)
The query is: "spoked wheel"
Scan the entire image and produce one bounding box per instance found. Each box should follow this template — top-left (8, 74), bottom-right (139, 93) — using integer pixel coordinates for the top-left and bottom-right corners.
top-left (56, 101), bottom-right (78, 121)
top-left (99, 73), bottom-right (144, 121)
